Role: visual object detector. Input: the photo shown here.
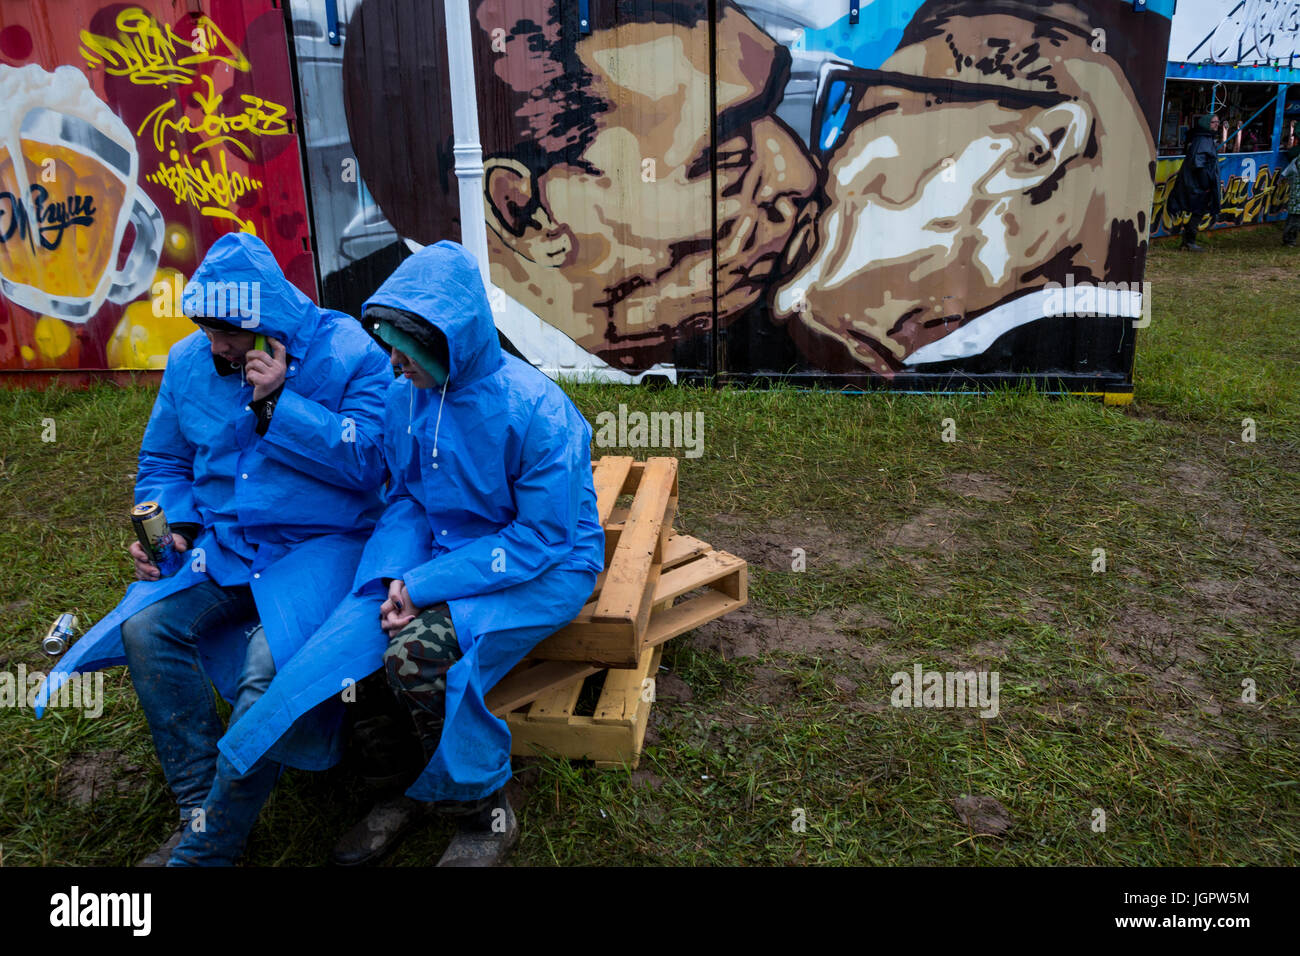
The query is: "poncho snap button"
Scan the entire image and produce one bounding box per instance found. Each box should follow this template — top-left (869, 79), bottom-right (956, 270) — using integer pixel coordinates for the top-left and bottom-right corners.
top-left (241, 473), bottom-right (249, 479)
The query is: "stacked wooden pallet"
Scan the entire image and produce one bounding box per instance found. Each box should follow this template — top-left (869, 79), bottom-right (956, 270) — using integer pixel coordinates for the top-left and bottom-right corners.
top-left (484, 456), bottom-right (747, 768)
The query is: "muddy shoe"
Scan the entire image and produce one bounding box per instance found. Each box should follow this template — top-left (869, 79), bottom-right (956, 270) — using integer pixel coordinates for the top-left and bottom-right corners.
top-left (137, 821), bottom-right (187, 867)
top-left (330, 795), bottom-right (431, 866)
top-left (436, 791), bottom-right (518, 867)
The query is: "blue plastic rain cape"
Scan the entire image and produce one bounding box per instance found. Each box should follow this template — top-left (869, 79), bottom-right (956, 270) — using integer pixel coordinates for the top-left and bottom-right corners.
top-left (34, 233), bottom-right (392, 770)
top-left (219, 241), bottom-right (605, 802)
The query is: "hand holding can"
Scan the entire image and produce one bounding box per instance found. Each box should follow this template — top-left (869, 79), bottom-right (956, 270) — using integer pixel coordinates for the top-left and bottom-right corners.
top-left (128, 534), bottom-right (189, 581)
top-left (130, 502), bottom-right (187, 579)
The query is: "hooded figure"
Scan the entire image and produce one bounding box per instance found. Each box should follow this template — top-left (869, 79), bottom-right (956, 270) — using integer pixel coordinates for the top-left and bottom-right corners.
top-left (1167, 114), bottom-right (1222, 249)
top-left (219, 241), bottom-right (604, 863)
top-left (34, 232), bottom-right (392, 864)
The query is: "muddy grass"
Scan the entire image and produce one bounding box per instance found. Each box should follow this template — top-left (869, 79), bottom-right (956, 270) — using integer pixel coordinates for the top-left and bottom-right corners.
top-left (2, 229), bottom-right (1297, 866)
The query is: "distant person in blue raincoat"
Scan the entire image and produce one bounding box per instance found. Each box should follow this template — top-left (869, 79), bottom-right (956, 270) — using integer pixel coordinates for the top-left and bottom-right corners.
top-left (35, 233), bottom-right (392, 866)
top-left (219, 240), bottom-right (604, 866)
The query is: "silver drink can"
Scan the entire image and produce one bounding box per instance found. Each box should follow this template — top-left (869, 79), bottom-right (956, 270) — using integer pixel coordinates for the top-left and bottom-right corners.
top-left (42, 613), bottom-right (77, 656)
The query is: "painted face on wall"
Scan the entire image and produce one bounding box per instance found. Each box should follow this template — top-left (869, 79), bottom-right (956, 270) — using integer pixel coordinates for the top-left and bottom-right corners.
top-left (772, 13), bottom-right (1154, 374)
top-left (484, 4), bottom-right (819, 371)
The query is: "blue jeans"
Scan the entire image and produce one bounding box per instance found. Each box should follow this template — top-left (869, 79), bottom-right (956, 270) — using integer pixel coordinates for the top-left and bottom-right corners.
top-left (120, 579), bottom-right (282, 866)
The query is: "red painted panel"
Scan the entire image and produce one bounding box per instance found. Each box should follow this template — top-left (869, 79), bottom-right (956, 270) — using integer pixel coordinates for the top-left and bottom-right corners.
top-left (0, 0), bottom-right (314, 371)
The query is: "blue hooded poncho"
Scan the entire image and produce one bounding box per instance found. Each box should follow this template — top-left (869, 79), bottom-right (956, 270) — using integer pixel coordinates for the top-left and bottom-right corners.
top-left (219, 241), bottom-right (605, 802)
top-left (34, 233), bottom-right (393, 770)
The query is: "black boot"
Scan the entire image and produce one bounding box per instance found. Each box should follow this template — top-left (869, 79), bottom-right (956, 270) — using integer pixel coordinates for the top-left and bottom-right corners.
top-left (330, 794), bottom-right (432, 866)
top-left (436, 790), bottom-right (518, 867)
top-left (137, 819), bottom-right (189, 867)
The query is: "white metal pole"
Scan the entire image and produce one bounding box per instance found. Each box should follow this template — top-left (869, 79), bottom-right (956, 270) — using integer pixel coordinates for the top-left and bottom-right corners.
top-left (443, 0), bottom-right (491, 289)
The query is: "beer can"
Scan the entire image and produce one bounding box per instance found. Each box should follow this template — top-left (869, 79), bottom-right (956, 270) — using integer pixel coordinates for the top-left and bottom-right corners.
top-left (131, 501), bottom-right (183, 576)
top-left (42, 613), bottom-right (77, 656)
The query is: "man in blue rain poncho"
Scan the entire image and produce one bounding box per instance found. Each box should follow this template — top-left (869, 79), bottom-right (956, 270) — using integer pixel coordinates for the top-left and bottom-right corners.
top-left (34, 233), bottom-right (392, 866)
top-left (220, 240), bottom-right (605, 866)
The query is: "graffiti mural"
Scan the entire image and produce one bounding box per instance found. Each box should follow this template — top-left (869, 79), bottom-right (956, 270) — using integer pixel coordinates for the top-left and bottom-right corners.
top-left (324, 0), bottom-right (1170, 388)
top-left (0, 1), bottom-right (314, 371)
top-left (1153, 154), bottom-right (1293, 235)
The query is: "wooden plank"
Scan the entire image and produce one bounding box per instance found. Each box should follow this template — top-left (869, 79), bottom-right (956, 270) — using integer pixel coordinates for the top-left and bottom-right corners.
top-left (641, 589), bottom-right (747, 649)
top-left (620, 461), bottom-right (645, 495)
top-left (662, 533), bottom-right (712, 569)
top-left (592, 645), bottom-right (656, 726)
top-left (592, 456), bottom-right (634, 526)
top-left (594, 457), bottom-right (677, 624)
top-left (527, 677), bottom-right (585, 723)
top-left (592, 645), bottom-right (663, 768)
top-left (486, 660), bottom-right (600, 715)
top-left (507, 714), bottom-right (633, 763)
top-left (653, 550), bottom-right (747, 605)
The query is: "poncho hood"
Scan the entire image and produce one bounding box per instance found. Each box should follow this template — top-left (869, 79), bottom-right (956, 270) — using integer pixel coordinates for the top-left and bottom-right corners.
top-left (182, 232), bottom-right (320, 358)
top-left (362, 241), bottom-right (503, 391)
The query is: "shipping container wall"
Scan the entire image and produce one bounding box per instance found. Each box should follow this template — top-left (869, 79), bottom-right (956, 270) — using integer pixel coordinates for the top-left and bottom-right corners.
top-left (0, 0), bottom-right (315, 371)
top-left (297, 0), bottom-right (1173, 393)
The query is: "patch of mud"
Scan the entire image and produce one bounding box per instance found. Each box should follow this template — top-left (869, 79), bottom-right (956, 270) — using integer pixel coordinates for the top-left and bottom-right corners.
top-left (1167, 460), bottom-right (1217, 496)
top-left (700, 515), bottom-right (863, 571)
top-left (1157, 460), bottom-right (1300, 574)
top-left (629, 770), bottom-right (664, 791)
top-left (882, 506), bottom-right (967, 554)
top-left (944, 472), bottom-right (1014, 502)
top-left (56, 750), bottom-right (146, 806)
top-left (1181, 576), bottom-right (1300, 624)
top-left (690, 605), bottom-right (894, 664)
top-left (654, 672), bottom-right (694, 703)
top-left (952, 795), bottom-right (1013, 836)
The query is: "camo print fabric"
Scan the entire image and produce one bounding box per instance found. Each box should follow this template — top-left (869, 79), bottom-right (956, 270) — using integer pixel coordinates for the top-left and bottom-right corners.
top-left (383, 603), bottom-right (460, 761)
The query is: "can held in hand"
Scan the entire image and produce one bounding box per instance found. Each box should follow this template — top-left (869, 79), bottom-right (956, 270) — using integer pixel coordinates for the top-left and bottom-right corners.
top-left (132, 501), bottom-right (184, 576)
top-left (43, 613), bottom-right (77, 656)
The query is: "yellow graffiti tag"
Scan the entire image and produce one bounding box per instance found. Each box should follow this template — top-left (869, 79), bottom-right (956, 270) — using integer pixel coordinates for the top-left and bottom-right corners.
top-left (80, 8), bottom-right (251, 86)
top-left (146, 150), bottom-right (262, 234)
top-left (137, 76), bottom-right (290, 160)
top-left (1152, 159), bottom-right (1292, 233)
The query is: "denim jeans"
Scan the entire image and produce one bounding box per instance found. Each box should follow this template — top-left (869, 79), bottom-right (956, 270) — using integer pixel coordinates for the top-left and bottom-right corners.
top-left (119, 579), bottom-right (282, 866)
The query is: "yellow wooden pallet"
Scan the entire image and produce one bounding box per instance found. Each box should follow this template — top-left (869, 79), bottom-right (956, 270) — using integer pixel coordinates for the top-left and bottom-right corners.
top-left (482, 456), bottom-right (748, 769)
top-left (529, 456), bottom-right (747, 668)
top-left (500, 645), bottom-right (663, 769)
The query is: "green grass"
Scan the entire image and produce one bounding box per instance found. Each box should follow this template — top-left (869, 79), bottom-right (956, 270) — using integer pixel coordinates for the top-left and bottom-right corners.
top-left (1, 226), bottom-right (1297, 866)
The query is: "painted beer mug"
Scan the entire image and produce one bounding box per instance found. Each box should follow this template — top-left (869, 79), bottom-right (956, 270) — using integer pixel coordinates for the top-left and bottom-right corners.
top-left (0, 64), bottom-right (163, 322)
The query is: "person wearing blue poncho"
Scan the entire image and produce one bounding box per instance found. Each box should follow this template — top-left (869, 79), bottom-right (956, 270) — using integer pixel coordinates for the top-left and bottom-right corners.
top-left (34, 232), bottom-right (392, 866)
top-left (218, 240), bottom-right (605, 866)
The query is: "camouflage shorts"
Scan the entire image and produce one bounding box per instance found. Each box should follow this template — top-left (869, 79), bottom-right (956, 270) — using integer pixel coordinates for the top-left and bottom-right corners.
top-left (383, 603), bottom-right (460, 759)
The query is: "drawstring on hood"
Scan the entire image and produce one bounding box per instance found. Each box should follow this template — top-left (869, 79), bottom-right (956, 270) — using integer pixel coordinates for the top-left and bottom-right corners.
top-left (432, 374), bottom-right (449, 456)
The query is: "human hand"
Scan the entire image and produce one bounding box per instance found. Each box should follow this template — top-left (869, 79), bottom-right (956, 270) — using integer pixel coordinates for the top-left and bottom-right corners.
top-left (245, 337), bottom-right (287, 401)
top-left (380, 578), bottom-right (418, 636)
top-left (129, 534), bottom-right (188, 581)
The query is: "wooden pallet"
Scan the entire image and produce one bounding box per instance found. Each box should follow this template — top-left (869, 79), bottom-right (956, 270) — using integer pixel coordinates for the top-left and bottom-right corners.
top-left (529, 456), bottom-right (747, 668)
top-left (482, 455), bottom-right (748, 769)
top-left (500, 645), bottom-right (663, 769)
